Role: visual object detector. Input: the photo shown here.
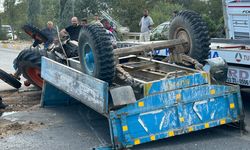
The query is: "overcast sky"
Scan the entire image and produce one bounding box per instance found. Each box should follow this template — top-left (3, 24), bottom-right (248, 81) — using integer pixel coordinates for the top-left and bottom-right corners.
top-left (0, 0), bottom-right (4, 12)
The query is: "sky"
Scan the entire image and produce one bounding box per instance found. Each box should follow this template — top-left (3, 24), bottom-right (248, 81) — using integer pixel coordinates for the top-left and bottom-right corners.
top-left (0, 0), bottom-right (4, 12)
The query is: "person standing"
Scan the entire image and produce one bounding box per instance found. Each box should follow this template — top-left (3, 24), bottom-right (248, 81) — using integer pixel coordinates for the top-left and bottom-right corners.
top-left (81, 18), bottom-right (88, 27)
top-left (91, 13), bottom-right (102, 26)
top-left (101, 19), bottom-right (115, 33)
top-left (60, 17), bottom-right (82, 41)
top-left (139, 9), bottom-right (154, 42)
top-left (41, 21), bottom-right (57, 48)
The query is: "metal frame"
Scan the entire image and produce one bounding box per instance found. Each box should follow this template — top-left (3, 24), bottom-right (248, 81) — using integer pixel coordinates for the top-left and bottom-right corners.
top-left (41, 56), bottom-right (244, 149)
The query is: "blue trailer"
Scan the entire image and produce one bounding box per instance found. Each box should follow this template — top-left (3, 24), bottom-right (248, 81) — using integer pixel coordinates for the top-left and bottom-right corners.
top-left (16, 11), bottom-right (244, 150)
top-left (41, 56), bottom-right (244, 149)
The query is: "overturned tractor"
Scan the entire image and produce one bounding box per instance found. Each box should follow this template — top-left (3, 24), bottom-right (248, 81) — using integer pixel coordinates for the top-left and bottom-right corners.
top-left (14, 10), bottom-right (213, 89)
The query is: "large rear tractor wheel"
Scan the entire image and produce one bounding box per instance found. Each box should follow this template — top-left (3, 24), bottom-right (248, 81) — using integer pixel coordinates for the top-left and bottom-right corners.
top-left (14, 49), bottom-right (43, 89)
top-left (78, 24), bottom-right (115, 84)
top-left (169, 10), bottom-right (211, 63)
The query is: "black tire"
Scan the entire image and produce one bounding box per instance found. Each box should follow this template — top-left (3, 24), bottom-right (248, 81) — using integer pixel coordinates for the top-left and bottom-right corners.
top-left (22, 24), bottom-right (48, 44)
top-left (169, 10), bottom-right (211, 63)
top-left (78, 24), bottom-right (115, 84)
top-left (0, 69), bottom-right (21, 89)
top-left (14, 48), bottom-right (43, 89)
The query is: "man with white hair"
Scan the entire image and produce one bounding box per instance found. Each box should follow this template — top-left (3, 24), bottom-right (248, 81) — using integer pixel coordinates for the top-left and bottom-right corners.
top-left (41, 21), bottom-right (57, 48)
top-left (60, 17), bottom-right (82, 41)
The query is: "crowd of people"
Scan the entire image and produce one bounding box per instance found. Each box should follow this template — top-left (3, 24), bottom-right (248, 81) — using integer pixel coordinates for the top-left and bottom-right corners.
top-left (39, 9), bottom-right (155, 48)
top-left (39, 13), bottom-right (118, 48)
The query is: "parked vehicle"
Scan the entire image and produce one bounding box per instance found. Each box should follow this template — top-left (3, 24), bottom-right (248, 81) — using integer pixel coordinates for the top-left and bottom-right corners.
top-left (1, 25), bottom-right (17, 40)
top-left (150, 21), bottom-right (170, 41)
top-left (223, 0), bottom-right (250, 39)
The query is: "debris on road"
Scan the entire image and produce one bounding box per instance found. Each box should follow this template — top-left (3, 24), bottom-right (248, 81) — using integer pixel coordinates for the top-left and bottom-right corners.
top-left (0, 89), bottom-right (41, 113)
top-left (0, 119), bottom-right (45, 139)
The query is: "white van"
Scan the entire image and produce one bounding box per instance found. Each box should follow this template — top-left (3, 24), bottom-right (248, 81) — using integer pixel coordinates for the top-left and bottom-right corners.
top-left (1, 25), bottom-right (17, 40)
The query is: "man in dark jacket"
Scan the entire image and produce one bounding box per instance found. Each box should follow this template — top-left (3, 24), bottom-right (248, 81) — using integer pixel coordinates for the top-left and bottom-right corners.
top-left (60, 17), bottom-right (82, 41)
top-left (42, 21), bottom-right (57, 48)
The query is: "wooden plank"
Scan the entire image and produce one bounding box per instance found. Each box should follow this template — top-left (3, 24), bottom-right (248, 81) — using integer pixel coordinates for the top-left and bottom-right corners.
top-left (41, 57), bottom-right (109, 115)
top-left (114, 39), bottom-right (186, 57)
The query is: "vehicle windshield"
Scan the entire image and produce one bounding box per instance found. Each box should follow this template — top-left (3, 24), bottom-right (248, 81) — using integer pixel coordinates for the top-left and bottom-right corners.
top-left (153, 24), bottom-right (165, 33)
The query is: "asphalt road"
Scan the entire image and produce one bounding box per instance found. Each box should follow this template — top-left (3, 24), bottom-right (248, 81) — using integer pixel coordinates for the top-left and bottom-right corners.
top-left (0, 47), bottom-right (250, 150)
top-left (0, 48), bottom-right (21, 90)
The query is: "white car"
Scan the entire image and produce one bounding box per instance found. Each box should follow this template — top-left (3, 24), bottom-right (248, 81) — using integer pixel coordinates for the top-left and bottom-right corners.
top-left (1, 25), bottom-right (17, 40)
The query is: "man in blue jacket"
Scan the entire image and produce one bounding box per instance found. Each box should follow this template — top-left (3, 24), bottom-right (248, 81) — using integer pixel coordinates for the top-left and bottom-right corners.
top-left (42, 21), bottom-right (57, 48)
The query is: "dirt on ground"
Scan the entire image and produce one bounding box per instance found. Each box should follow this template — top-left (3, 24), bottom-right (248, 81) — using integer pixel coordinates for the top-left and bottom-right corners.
top-left (0, 89), bottom-right (41, 113)
top-left (0, 119), bottom-right (45, 138)
top-left (0, 89), bottom-right (43, 138)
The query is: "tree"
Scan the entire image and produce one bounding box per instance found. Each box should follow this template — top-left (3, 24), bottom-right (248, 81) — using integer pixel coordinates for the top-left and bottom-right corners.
top-left (3, 0), bottom-right (16, 27)
top-left (27, 0), bottom-right (41, 27)
top-left (40, 0), bottom-right (60, 27)
top-left (59, 0), bottom-right (73, 28)
top-left (150, 1), bottom-right (183, 26)
top-left (107, 0), bottom-right (149, 32)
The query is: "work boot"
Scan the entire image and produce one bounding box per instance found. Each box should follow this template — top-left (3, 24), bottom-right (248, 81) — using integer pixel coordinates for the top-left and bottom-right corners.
top-left (0, 96), bottom-right (7, 109)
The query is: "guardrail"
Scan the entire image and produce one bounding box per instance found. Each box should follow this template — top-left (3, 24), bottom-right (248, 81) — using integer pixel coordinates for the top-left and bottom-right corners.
top-left (0, 41), bottom-right (31, 50)
top-left (122, 32), bottom-right (140, 41)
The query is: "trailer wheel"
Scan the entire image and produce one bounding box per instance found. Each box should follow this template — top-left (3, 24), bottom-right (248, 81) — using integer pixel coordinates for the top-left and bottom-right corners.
top-left (169, 10), bottom-right (211, 63)
top-left (0, 69), bottom-right (21, 89)
top-left (78, 24), bottom-right (115, 84)
top-left (14, 49), bottom-right (43, 89)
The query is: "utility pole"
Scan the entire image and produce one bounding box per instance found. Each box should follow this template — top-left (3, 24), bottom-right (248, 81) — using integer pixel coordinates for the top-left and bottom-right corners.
top-left (222, 0), bottom-right (229, 38)
top-left (0, 16), bottom-right (2, 38)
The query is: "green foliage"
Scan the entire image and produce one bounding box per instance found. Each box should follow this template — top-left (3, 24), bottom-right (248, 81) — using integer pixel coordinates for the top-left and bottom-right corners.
top-left (0, 0), bottom-right (225, 39)
top-left (107, 0), bottom-right (149, 32)
top-left (150, 1), bottom-right (183, 26)
top-left (40, 0), bottom-right (60, 27)
top-left (59, 0), bottom-right (74, 28)
top-left (27, 0), bottom-right (41, 27)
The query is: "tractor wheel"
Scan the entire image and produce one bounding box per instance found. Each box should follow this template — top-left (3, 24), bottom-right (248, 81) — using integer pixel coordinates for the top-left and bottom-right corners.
top-left (0, 69), bottom-right (21, 89)
top-left (169, 10), bottom-right (211, 63)
top-left (78, 24), bottom-right (115, 84)
top-left (14, 49), bottom-right (43, 89)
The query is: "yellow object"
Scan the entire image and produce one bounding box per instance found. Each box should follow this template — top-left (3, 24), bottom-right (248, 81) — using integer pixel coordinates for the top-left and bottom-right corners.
top-left (138, 101), bottom-right (144, 107)
top-left (205, 123), bottom-right (210, 128)
top-left (220, 119), bottom-right (226, 125)
top-left (230, 103), bottom-right (235, 109)
top-left (150, 135), bottom-right (156, 141)
top-left (179, 117), bottom-right (184, 122)
top-left (188, 127), bottom-right (193, 132)
top-left (168, 131), bottom-right (174, 137)
top-left (176, 94), bottom-right (181, 101)
top-left (210, 89), bottom-right (216, 95)
top-left (134, 139), bottom-right (140, 145)
top-left (122, 126), bottom-right (128, 131)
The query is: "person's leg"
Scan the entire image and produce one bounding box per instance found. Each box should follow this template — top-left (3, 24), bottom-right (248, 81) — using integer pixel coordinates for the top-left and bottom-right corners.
top-left (139, 33), bottom-right (144, 42)
top-left (145, 31), bottom-right (150, 42)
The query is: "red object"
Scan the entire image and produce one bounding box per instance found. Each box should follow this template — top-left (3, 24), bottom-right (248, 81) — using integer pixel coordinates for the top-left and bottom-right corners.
top-left (27, 67), bottom-right (43, 88)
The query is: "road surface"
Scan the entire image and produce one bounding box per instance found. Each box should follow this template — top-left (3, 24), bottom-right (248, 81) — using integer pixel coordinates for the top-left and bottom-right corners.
top-left (0, 47), bottom-right (250, 150)
top-left (0, 48), bottom-right (21, 90)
